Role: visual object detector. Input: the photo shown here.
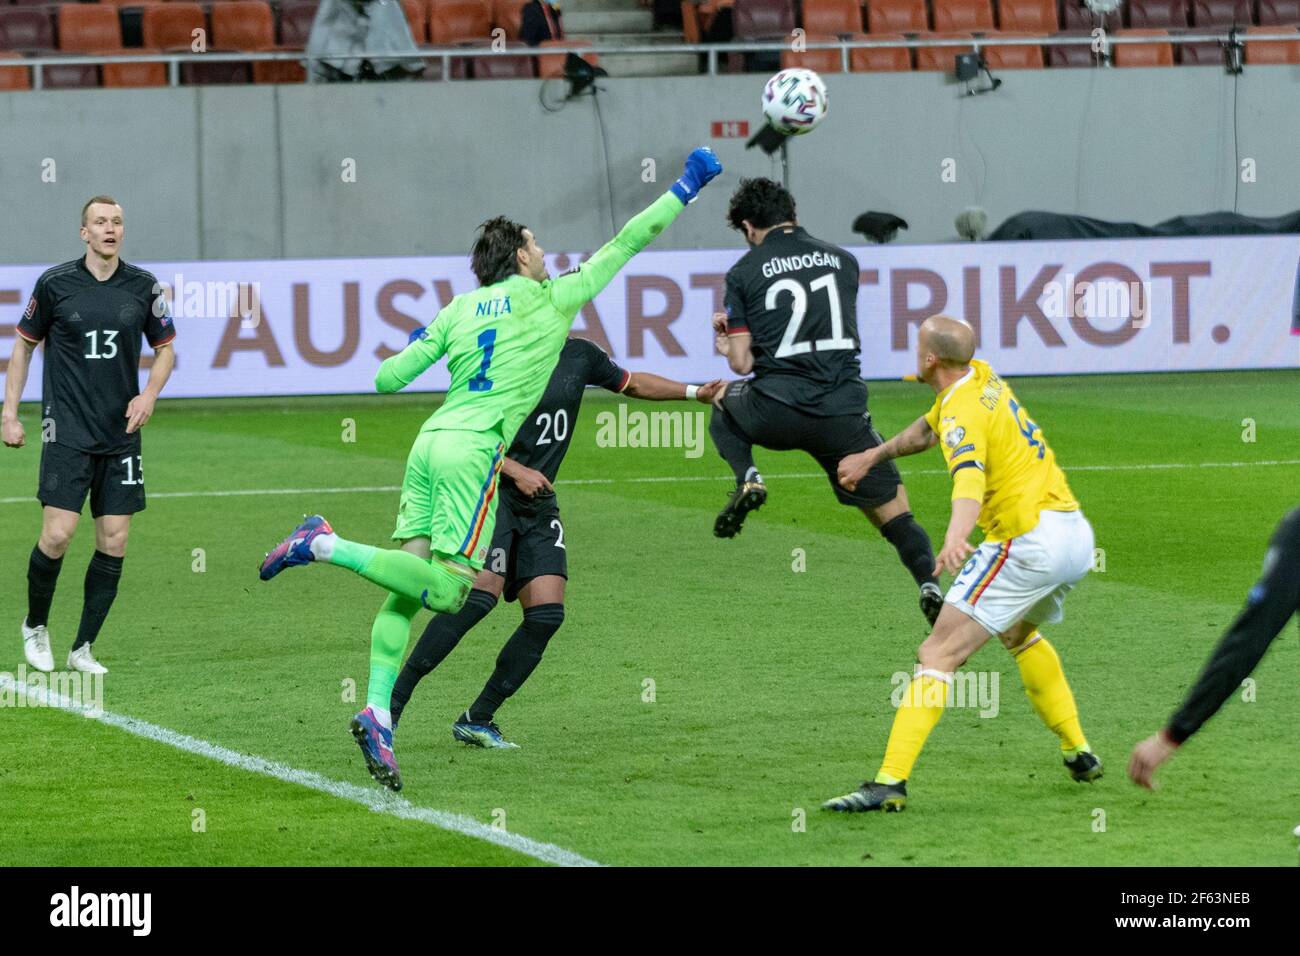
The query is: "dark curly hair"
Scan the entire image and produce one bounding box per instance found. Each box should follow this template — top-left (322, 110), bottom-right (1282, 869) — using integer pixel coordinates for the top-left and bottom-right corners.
top-left (471, 217), bottom-right (528, 287)
top-left (726, 178), bottom-right (796, 232)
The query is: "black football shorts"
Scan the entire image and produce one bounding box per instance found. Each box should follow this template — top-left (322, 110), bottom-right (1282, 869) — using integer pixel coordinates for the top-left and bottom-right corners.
top-left (38, 440), bottom-right (146, 517)
top-left (484, 490), bottom-right (568, 602)
top-left (717, 379), bottom-right (903, 508)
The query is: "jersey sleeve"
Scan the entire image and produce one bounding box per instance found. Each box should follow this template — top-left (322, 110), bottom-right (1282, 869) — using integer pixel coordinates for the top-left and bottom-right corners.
top-left (723, 269), bottom-right (749, 335)
top-left (938, 403), bottom-right (988, 502)
top-left (547, 192), bottom-right (684, 322)
top-left (581, 339), bottom-right (630, 393)
top-left (144, 279), bottom-right (176, 348)
top-left (16, 274), bottom-right (54, 343)
top-left (1167, 508), bottom-right (1300, 744)
top-left (375, 307), bottom-right (449, 393)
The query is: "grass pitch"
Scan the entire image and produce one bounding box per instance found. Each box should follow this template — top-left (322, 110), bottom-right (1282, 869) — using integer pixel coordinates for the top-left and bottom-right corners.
top-left (1, 369), bottom-right (1297, 866)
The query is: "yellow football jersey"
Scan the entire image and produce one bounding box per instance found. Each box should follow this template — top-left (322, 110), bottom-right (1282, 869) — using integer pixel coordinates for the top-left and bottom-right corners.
top-left (924, 360), bottom-right (1078, 542)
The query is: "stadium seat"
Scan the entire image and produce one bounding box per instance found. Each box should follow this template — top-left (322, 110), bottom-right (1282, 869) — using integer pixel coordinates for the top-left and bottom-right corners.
top-left (473, 39), bottom-right (535, 76)
top-left (1059, 0), bottom-right (1122, 31)
top-left (0, 50), bottom-right (31, 90)
top-left (998, 0), bottom-right (1058, 31)
top-left (982, 30), bottom-right (1045, 66)
top-left (848, 30), bottom-right (913, 67)
top-left (864, 0), bottom-right (927, 32)
top-left (1111, 28), bottom-right (1176, 64)
top-left (102, 50), bottom-right (169, 87)
top-left (142, 3), bottom-right (205, 52)
top-left (781, 32), bottom-right (844, 70)
top-left (931, 0), bottom-right (994, 31)
top-left (1046, 29), bottom-right (1099, 64)
top-left (1257, 0), bottom-right (1300, 23)
top-left (51, 4), bottom-right (122, 89)
top-left (732, 0), bottom-right (796, 37)
top-left (914, 30), bottom-right (974, 68)
top-left (1127, 0), bottom-right (1190, 28)
top-left (1246, 23), bottom-right (1300, 61)
top-left (403, 0), bottom-right (428, 42)
top-left (1190, 0), bottom-right (1253, 24)
top-left (427, 0), bottom-right (491, 43)
top-left (0, 7), bottom-right (54, 53)
top-left (536, 38), bottom-right (599, 77)
top-left (277, 0), bottom-right (321, 47)
top-left (491, 0), bottom-right (524, 39)
top-left (210, 1), bottom-right (275, 83)
top-left (803, 0), bottom-right (862, 33)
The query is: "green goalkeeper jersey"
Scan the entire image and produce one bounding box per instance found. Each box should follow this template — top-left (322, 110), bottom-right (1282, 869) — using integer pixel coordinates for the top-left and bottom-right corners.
top-left (375, 192), bottom-right (685, 445)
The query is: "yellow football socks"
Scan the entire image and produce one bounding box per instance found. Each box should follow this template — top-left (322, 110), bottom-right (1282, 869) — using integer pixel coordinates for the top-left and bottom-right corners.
top-left (1012, 633), bottom-right (1088, 753)
top-left (876, 672), bottom-right (950, 783)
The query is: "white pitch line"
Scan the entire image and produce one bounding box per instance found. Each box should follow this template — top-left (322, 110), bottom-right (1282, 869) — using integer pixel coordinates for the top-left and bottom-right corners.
top-left (0, 675), bottom-right (600, 868)
top-left (1, 458), bottom-right (1297, 505)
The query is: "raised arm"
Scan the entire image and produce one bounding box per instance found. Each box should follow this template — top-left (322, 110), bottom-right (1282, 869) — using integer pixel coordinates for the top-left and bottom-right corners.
top-left (376, 319), bottom-right (449, 394)
top-left (548, 148), bottom-right (722, 320)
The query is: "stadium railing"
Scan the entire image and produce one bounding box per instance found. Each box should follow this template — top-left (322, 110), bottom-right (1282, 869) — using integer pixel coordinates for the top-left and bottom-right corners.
top-left (5, 32), bottom-right (1297, 89)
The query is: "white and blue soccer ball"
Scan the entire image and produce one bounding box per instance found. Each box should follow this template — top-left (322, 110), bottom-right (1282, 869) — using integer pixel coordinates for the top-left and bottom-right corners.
top-left (761, 68), bottom-right (829, 136)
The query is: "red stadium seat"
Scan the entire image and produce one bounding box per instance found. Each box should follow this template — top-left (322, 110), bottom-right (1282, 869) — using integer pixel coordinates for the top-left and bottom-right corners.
top-left (998, 0), bottom-right (1058, 31)
top-left (277, 0), bottom-right (320, 46)
top-left (0, 50), bottom-right (32, 90)
top-left (982, 30), bottom-right (1045, 66)
top-left (1112, 28), bottom-right (1176, 64)
top-left (1045, 30), bottom-right (1098, 64)
top-left (491, 0), bottom-right (524, 39)
top-left (781, 32), bottom-right (844, 70)
top-left (536, 37), bottom-right (598, 77)
top-left (915, 30), bottom-right (974, 68)
top-left (803, 0), bottom-right (862, 33)
top-left (401, 0), bottom-right (428, 42)
top-left (1127, 0), bottom-right (1189, 28)
top-left (1246, 23), bottom-right (1300, 61)
top-left (931, 0), bottom-right (994, 30)
top-left (864, 0), bottom-right (927, 31)
top-left (849, 30), bottom-right (913, 67)
top-left (473, 39), bottom-right (535, 76)
top-left (142, 3), bottom-right (205, 51)
top-left (0, 7), bottom-right (54, 52)
top-left (427, 0), bottom-right (491, 43)
top-left (52, 4), bottom-right (124, 89)
top-left (1257, 0), bottom-right (1300, 23)
top-left (733, 0), bottom-right (796, 36)
top-left (103, 50), bottom-right (169, 87)
top-left (210, 1), bottom-right (275, 83)
top-left (1190, 0), bottom-right (1253, 24)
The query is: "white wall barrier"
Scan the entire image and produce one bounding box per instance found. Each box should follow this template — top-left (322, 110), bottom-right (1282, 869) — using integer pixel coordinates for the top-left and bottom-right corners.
top-left (3, 235), bottom-right (1297, 401)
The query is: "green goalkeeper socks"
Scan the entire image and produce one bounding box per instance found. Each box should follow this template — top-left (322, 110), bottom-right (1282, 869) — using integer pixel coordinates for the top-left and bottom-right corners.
top-left (323, 538), bottom-right (472, 612)
top-left (367, 593), bottom-right (419, 713)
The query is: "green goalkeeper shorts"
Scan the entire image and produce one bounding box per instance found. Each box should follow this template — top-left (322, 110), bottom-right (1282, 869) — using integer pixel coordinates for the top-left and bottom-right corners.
top-left (393, 428), bottom-right (506, 570)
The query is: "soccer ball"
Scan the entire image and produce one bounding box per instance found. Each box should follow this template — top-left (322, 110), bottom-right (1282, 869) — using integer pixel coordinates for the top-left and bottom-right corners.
top-left (761, 68), bottom-right (829, 136)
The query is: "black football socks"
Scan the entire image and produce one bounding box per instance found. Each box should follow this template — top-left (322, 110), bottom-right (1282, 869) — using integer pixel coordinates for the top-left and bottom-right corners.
top-left (466, 603), bottom-right (565, 724)
top-left (708, 407), bottom-right (757, 485)
top-left (390, 588), bottom-right (499, 727)
top-left (72, 550), bottom-right (123, 650)
top-left (879, 512), bottom-right (940, 589)
top-left (26, 544), bottom-right (64, 629)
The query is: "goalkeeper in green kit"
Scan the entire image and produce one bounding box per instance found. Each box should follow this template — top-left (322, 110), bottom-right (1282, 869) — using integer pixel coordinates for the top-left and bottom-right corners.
top-left (259, 148), bottom-right (723, 790)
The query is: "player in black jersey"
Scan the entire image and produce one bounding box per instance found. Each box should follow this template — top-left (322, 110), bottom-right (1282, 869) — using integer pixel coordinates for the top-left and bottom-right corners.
top-left (2, 196), bottom-right (176, 675)
top-left (709, 179), bottom-right (943, 625)
top-left (387, 337), bottom-right (721, 747)
top-left (1128, 505), bottom-right (1300, 789)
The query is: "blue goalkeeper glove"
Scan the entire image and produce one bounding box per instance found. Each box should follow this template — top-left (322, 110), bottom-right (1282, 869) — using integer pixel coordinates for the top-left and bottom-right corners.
top-left (408, 326), bottom-right (429, 345)
top-left (669, 147), bottom-right (723, 206)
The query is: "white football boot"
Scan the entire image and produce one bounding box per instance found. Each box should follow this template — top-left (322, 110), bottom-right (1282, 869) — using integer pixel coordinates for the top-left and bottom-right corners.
top-left (67, 643), bottom-right (108, 675)
top-left (21, 620), bottom-right (54, 672)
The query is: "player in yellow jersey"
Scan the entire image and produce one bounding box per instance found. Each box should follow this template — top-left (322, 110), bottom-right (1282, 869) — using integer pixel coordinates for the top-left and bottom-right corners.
top-left (822, 315), bottom-right (1100, 812)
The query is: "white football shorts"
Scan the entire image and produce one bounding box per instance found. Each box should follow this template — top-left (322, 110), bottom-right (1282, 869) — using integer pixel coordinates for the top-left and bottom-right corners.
top-left (946, 509), bottom-right (1095, 636)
